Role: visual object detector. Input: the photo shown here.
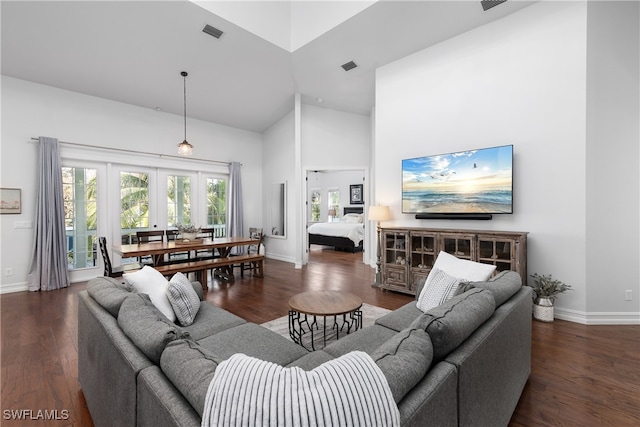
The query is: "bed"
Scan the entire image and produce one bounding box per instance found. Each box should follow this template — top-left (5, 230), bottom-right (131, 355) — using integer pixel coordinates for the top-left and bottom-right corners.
top-left (308, 207), bottom-right (364, 253)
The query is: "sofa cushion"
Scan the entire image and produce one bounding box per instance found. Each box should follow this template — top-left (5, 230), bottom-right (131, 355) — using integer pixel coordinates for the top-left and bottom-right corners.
top-left (167, 273), bottom-right (201, 326)
top-left (371, 327), bottom-right (433, 404)
top-left (415, 251), bottom-right (496, 300)
top-left (197, 323), bottom-right (308, 366)
top-left (416, 268), bottom-right (464, 312)
top-left (286, 350), bottom-right (335, 370)
top-left (124, 266), bottom-right (176, 322)
top-left (160, 339), bottom-right (223, 417)
top-left (86, 276), bottom-right (132, 317)
top-left (374, 302), bottom-right (423, 333)
top-left (180, 303), bottom-right (246, 341)
top-left (323, 324), bottom-right (398, 358)
top-left (118, 293), bottom-right (188, 365)
top-left (410, 288), bottom-right (495, 361)
top-left (201, 351), bottom-right (400, 427)
top-left (456, 270), bottom-right (522, 307)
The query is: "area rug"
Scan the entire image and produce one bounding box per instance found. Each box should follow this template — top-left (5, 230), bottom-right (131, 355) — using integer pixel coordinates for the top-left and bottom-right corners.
top-left (261, 303), bottom-right (390, 350)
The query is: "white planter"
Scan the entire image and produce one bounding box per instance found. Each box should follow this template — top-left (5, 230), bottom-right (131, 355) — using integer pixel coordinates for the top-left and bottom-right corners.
top-left (181, 232), bottom-right (197, 241)
top-left (533, 297), bottom-right (554, 322)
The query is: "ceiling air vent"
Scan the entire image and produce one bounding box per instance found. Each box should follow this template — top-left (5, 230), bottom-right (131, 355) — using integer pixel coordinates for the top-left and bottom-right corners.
top-left (202, 24), bottom-right (224, 39)
top-left (341, 61), bottom-right (358, 72)
top-left (481, 0), bottom-right (507, 12)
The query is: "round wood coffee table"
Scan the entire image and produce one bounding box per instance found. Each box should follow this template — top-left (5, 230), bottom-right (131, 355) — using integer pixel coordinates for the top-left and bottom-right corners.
top-left (288, 291), bottom-right (362, 351)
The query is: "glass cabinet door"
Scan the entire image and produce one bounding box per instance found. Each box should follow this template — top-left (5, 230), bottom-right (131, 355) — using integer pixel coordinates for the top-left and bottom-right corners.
top-left (384, 231), bottom-right (408, 267)
top-left (441, 234), bottom-right (474, 260)
top-left (382, 230), bottom-right (409, 290)
top-left (478, 238), bottom-right (514, 273)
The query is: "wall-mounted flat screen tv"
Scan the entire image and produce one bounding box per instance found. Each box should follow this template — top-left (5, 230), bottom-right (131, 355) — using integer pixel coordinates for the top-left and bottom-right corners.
top-left (402, 145), bottom-right (513, 214)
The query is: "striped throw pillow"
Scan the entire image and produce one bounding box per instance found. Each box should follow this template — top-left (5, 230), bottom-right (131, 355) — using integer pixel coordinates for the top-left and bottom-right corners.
top-left (417, 268), bottom-right (464, 312)
top-left (167, 273), bottom-right (200, 326)
top-left (202, 351), bottom-right (400, 427)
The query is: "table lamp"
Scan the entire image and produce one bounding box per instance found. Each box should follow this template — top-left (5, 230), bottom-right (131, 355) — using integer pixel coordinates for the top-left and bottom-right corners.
top-left (368, 205), bottom-right (391, 287)
top-left (328, 208), bottom-right (337, 222)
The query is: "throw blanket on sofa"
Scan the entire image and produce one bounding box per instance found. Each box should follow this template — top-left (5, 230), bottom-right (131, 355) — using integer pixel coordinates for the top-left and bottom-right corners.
top-left (201, 351), bottom-right (400, 427)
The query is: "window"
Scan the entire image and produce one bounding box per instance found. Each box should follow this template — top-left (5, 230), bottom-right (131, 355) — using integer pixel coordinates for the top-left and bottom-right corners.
top-left (310, 189), bottom-right (321, 222)
top-left (206, 177), bottom-right (226, 237)
top-left (328, 189), bottom-right (340, 222)
top-left (167, 175), bottom-right (191, 227)
top-left (120, 171), bottom-right (149, 243)
top-left (62, 167), bottom-right (97, 270)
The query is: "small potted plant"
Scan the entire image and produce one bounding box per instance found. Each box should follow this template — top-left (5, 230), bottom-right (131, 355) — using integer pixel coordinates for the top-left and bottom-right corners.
top-left (175, 224), bottom-right (201, 241)
top-left (528, 273), bottom-right (572, 322)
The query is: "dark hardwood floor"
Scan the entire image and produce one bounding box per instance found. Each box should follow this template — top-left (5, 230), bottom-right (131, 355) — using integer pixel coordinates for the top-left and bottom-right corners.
top-left (1, 245), bottom-right (638, 426)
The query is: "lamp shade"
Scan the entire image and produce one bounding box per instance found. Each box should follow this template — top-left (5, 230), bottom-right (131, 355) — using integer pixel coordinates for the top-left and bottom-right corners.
top-left (368, 205), bottom-right (391, 221)
top-left (328, 209), bottom-right (337, 217)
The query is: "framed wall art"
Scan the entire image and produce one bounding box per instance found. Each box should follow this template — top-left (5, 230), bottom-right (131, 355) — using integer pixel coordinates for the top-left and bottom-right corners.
top-left (1, 188), bottom-right (21, 214)
top-left (350, 184), bottom-right (364, 205)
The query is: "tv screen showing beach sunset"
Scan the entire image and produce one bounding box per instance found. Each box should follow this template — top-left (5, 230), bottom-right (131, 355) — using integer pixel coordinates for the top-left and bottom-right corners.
top-left (402, 145), bottom-right (513, 214)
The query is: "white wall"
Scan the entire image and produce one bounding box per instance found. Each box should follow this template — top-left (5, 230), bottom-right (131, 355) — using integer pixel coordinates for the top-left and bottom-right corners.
top-left (0, 77), bottom-right (263, 292)
top-left (301, 104), bottom-right (370, 170)
top-left (262, 110), bottom-right (296, 263)
top-left (375, 2), bottom-right (596, 319)
top-left (585, 1), bottom-right (640, 319)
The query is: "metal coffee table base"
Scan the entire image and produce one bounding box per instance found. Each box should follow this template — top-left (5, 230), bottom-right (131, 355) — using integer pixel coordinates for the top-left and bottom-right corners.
top-left (288, 309), bottom-right (362, 351)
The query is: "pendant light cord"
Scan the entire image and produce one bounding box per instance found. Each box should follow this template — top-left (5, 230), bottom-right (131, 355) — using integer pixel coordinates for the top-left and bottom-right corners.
top-left (182, 71), bottom-right (188, 142)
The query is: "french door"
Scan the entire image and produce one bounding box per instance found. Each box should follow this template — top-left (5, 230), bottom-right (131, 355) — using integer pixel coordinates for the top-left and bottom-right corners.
top-left (113, 166), bottom-right (198, 257)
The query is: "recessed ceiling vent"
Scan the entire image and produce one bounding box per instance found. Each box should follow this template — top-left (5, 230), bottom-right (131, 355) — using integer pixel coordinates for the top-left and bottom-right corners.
top-left (481, 0), bottom-right (507, 12)
top-left (203, 24), bottom-right (224, 39)
top-left (341, 61), bottom-right (358, 72)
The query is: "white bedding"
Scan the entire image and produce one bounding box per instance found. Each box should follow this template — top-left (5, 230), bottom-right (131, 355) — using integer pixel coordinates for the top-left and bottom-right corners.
top-left (308, 221), bottom-right (364, 245)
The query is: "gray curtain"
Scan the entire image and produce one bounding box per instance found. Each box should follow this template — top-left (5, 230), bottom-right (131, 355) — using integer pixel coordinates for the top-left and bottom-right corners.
top-left (227, 162), bottom-right (244, 253)
top-left (28, 137), bottom-right (69, 291)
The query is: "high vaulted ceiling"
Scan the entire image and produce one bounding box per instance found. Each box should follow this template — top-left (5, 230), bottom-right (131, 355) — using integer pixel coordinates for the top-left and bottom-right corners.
top-left (1, 1), bottom-right (535, 133)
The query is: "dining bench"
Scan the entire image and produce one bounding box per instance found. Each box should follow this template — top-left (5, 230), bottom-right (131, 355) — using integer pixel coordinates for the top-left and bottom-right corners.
top-left (154, 254), bottom-right (264, 290)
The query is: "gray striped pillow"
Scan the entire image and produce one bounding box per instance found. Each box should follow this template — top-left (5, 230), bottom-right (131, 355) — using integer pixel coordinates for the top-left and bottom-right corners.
top-left (167, 273), bottom-right (200, 326)
top-left (416, 268), bottom-right (463, 312)
top-left (202, 351), bottom-right (400, 427)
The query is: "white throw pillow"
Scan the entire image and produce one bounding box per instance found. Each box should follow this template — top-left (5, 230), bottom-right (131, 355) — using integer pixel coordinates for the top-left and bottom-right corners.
top-left (416, 268), bottom-right (463, 312)
top-left (167, 273), bottom-right (201, 326)
top-left (431, 251), bottom-right (496, 282)
top-left (124, 266), bottom-right (176, 322)
top-left (417, 251), bottom-right (496, 312)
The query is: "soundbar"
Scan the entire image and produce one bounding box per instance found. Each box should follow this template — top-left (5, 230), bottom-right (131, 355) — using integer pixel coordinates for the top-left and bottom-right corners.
top-left (415, 213), bottom-right (493, 220)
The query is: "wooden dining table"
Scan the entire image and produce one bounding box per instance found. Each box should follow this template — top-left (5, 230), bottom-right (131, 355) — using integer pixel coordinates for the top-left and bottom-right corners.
top-left (112, 236), bottom-right (258, 268)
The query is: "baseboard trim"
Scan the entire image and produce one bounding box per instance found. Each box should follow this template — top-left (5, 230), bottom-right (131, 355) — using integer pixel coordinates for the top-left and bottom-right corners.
top-left (0, 282), bottom-right (29, 294)
top-left (554, 307), bottom-right (640, 325)
top-left (265, 253), bottom-right (295, 264)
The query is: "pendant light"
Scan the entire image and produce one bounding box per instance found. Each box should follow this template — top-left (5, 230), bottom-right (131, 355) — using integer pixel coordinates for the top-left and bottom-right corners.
top-left (177, 71), bottom-right (193, 156)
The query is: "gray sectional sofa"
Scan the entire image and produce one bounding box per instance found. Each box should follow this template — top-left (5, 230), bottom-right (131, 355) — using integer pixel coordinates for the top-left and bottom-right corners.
top-left (78, 271), bottom-right (532, 427)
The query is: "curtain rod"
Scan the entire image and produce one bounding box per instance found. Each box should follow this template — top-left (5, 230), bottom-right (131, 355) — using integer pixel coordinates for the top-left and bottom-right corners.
top-left (29, 137), bottom-right (237, 166)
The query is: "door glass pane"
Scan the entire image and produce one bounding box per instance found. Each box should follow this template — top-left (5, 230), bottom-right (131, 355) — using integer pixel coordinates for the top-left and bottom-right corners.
top-left (120, 171), bottom-right (149, 243)
top-left (62, 167), bottom-right (97, 270)
top-left (328, 189), bottom-right (340, 221)
top-left (167, 175), bottom-right (191, 227)
top-left (310, 189), bottom-right (321, 222)
top-left (206, 177), bottom-right (226, 237)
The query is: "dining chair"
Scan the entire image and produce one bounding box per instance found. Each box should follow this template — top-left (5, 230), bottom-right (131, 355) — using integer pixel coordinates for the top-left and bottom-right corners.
top-left (233, 227), bottom-right (264, 277)
top-left (98, 236), bottom-right (141, 278)
top-left (165, 229), bottom-right (191, 263)
top-left (195, 227), bottom-right (218, 260)
top-left (136, 230), bottom-right (165, 265)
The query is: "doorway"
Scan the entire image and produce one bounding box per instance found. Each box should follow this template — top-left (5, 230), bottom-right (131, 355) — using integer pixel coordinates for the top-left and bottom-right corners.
top-left (303, 168), bottom-right (367, 265)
